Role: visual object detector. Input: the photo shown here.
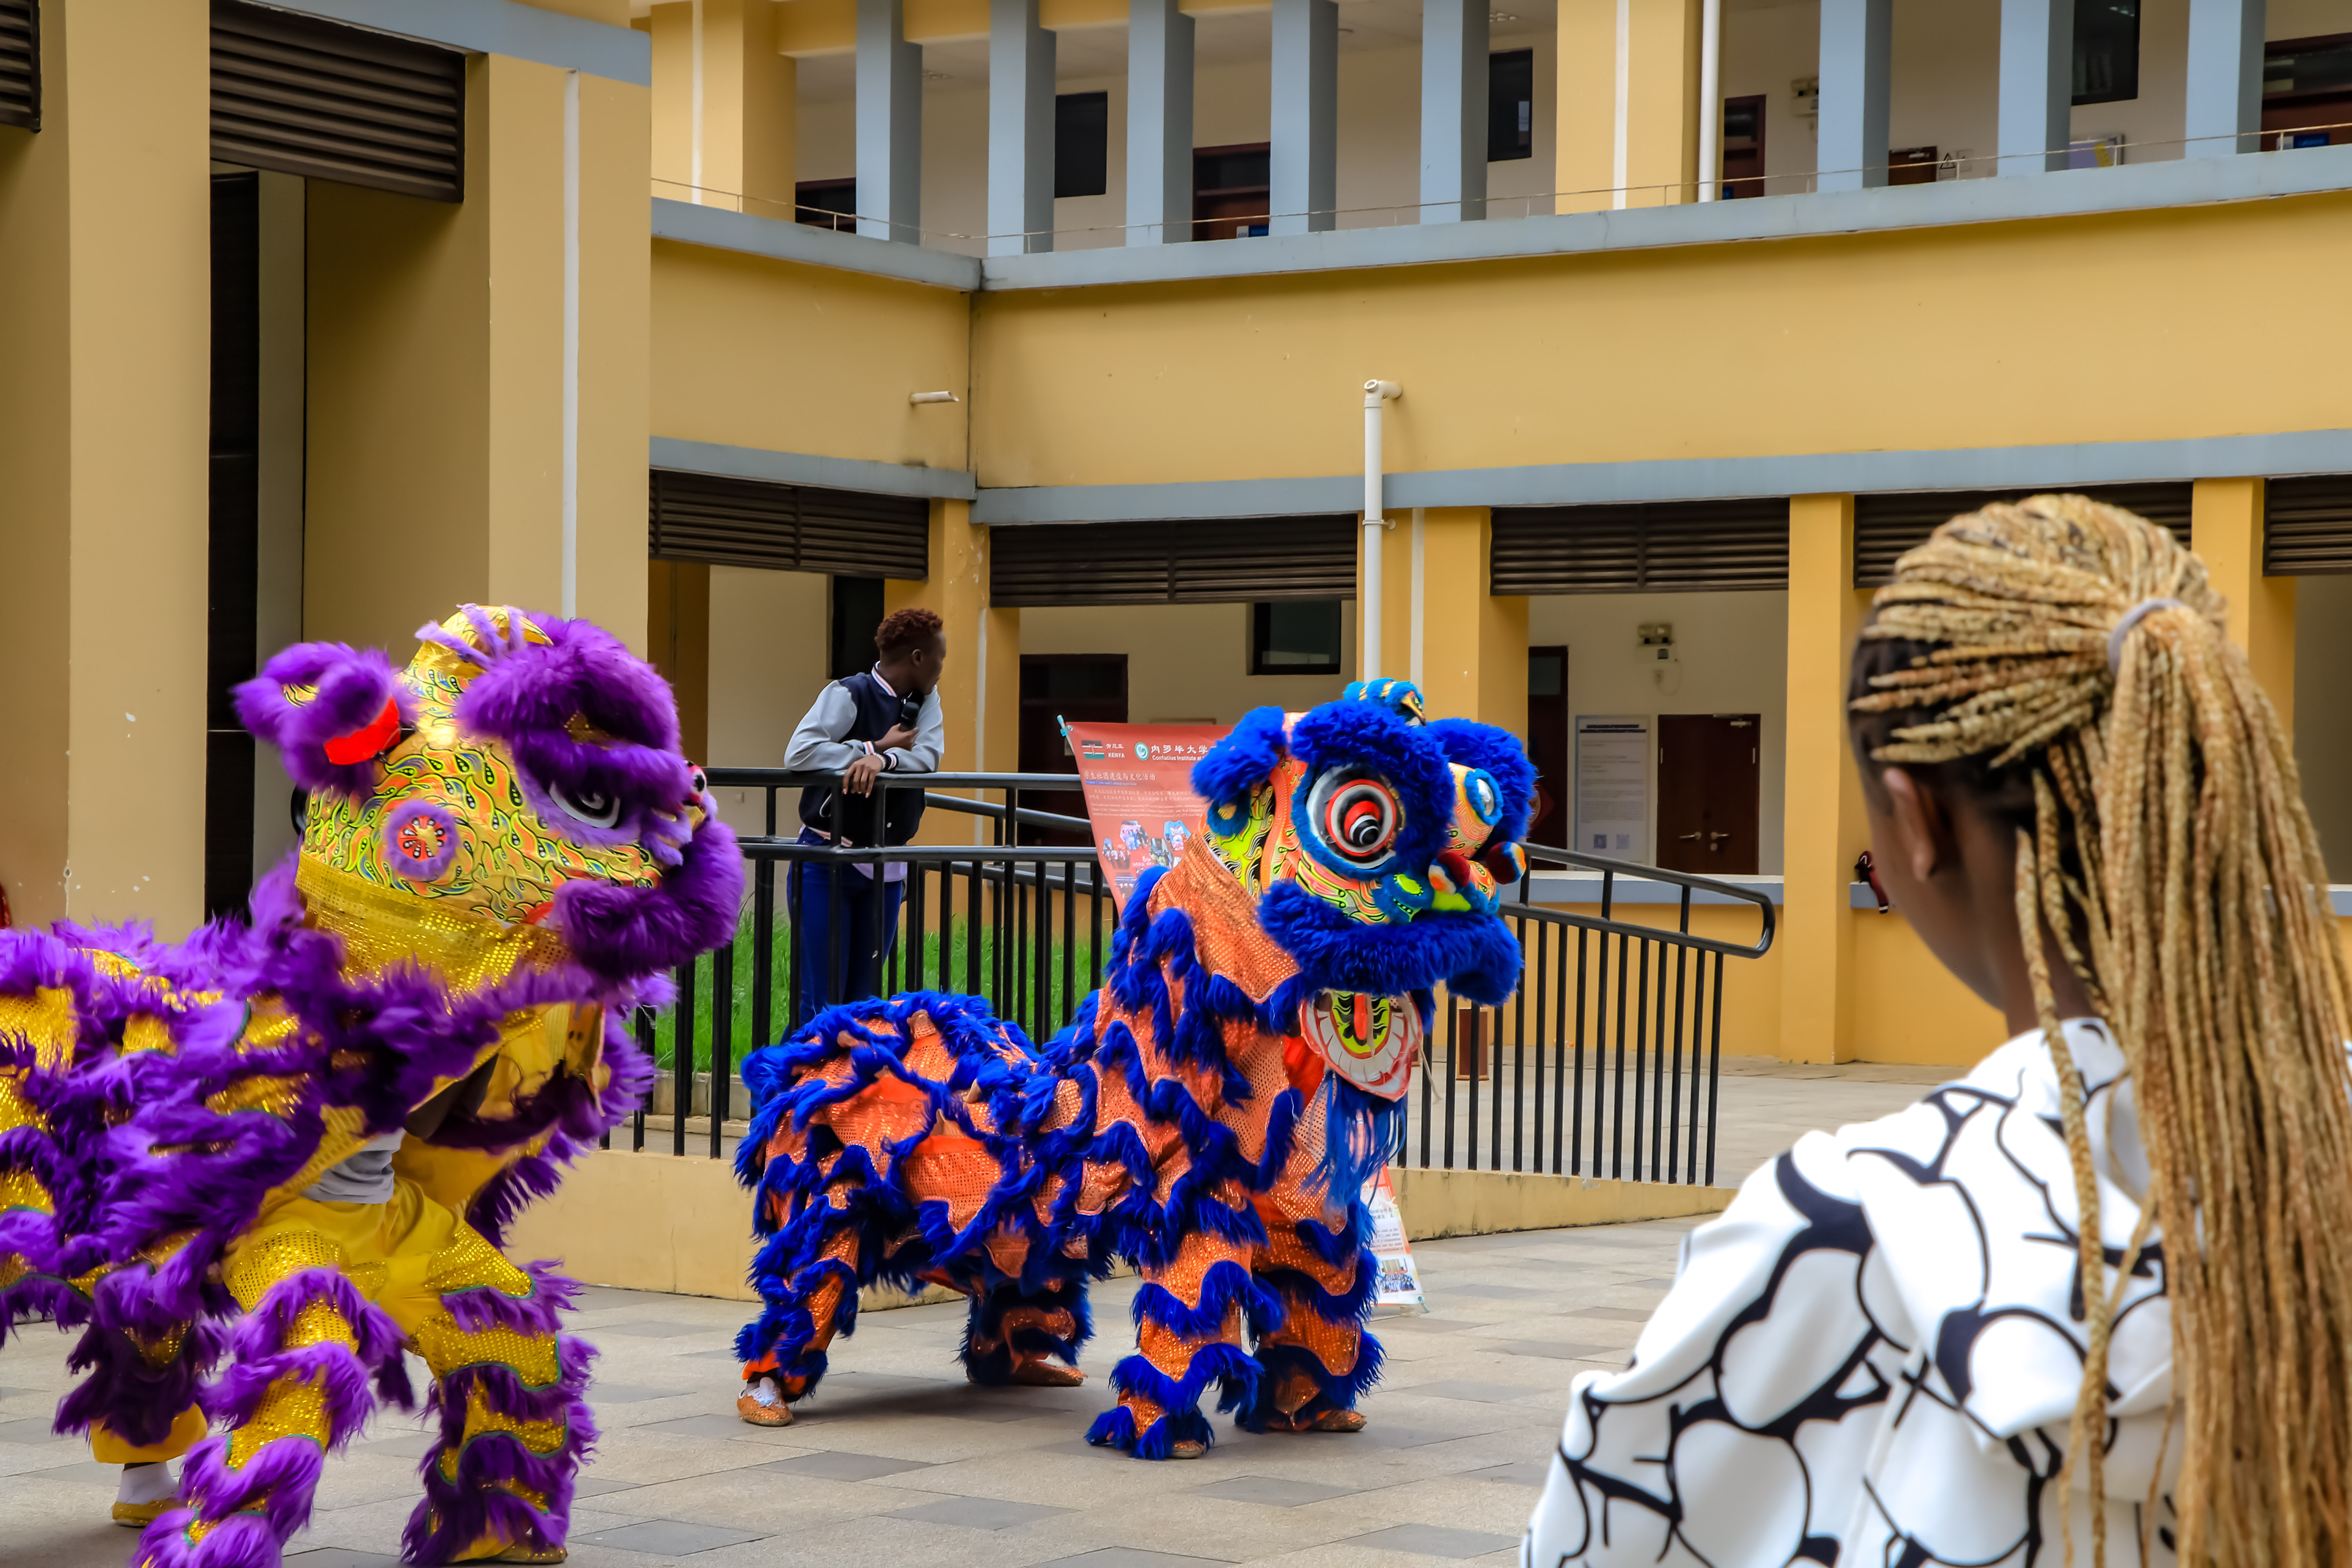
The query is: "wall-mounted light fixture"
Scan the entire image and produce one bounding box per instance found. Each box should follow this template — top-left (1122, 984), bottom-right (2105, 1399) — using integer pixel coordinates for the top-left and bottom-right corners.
top-left (909, 391), bottom-right (960, 405)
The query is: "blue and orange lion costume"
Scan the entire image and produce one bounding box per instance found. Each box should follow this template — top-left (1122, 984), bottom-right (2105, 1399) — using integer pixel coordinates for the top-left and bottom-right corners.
top-left (734, 681), bottom-right (1532, 1457)
top-left (0, 606), bottom-right (741, 1566)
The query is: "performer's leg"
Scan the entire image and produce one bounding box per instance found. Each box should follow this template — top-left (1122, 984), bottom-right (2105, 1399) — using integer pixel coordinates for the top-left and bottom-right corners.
top-left (72, 1316), bottom-right (216, 1527)
top-left (1238, 1215), bottom-right (1379, 1435)
top-left (962, 1275), bottom-right (1089, 1387)
top-left (1087, 1229), bottom-right (1269, 1459)
top-left (737, 1223), bottom-right (861, 1425)
top-left (136, 1226), bottom-right (410, 1568)
top-left (399, 1224), bottom-right (590, 1567)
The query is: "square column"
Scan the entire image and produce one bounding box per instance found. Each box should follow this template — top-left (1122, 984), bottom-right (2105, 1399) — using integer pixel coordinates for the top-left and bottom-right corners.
top-left (857, 0), bottom-right (922, 242)
top-left (2186, 0), bottom-right (2266, 158)
top-left (647, 0), bottom-right (796, 216)
top-left (1996, 0), bottom-right (2072, 176)
top-left (1125, 0), bottom-right (1194, 244)
top-left (1269, 0), bottom-right (1336, 236)
top-left (1816, 0), bottom-right (1891, 192)
top-left (886, 503), bottom-right (1018, 849)
top-left (989, 0), bottom-right (1056, 256)
top-left (2194, 477), bottom-right (2294, 732)
top-left (1778, 495), bottom-right (1867, 1062)
top-left (1556, 0), bottom-right (1703, 214)
top-left (1414, 509), bottom-right (1527, 730)
top-left (1420, 0), bottom-right (1489, 223)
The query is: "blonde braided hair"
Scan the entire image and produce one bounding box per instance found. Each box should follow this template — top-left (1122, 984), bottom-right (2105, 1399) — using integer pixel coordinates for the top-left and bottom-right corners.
top-left (1849, 493), bottom-right (2352, 1564)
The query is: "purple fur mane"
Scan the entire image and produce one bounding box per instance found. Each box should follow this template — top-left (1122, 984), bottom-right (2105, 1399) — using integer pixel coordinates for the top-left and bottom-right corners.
top-left (233, 642), bottom-right (411, 798)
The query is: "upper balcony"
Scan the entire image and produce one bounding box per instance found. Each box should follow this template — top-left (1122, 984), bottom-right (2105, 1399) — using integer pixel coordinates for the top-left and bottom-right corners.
top-left (632, 0), bottom-right (2352, 289)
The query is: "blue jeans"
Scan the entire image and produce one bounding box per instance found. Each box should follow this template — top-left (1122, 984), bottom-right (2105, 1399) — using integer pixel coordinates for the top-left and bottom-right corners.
top-left (787, 856), bottom-right (905, 1030)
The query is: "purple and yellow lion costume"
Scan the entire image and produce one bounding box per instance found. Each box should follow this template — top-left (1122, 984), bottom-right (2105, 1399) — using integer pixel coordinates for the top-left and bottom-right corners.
top-left (735, 681), bottom-right (1532, 1457)
top-left (0, 606), bottom-right (741, 1566)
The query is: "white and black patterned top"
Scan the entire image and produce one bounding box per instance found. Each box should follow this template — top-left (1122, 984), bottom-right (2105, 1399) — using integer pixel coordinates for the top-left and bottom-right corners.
top-left (1523, 1021), bottom-right (2183, 1566)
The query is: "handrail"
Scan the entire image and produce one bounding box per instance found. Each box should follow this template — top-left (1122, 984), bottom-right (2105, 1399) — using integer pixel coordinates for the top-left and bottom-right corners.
top-left (1509, 846), bottom-right (1776, 961)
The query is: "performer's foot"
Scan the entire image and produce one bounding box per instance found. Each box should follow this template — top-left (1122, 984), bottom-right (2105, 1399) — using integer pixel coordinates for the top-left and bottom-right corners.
top-left (452, 1539), bottom-right (569, 1564)
top-left (1263, 1407), bottom-right (1367, 1434)
top-left (110, 1498), bottom-right (177, 1528)
top-left (1003, 1359), bottom-right (1084, 1387)
top-left (737, 1375), bottom-right (794, 1427)
top-left (1168, 1440), bottom-right (1207, 1459)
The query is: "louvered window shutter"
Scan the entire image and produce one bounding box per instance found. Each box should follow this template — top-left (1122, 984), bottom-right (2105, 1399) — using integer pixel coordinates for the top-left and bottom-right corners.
top-left (990, 517), bottom-right (1357, 607)
top-left (211, 0), bottom-right (464, 202)
top-left (1490, 500), bottom-right (1790, 595)
top-left (1853, 483), bottom-right (2193, 587)
top-left (650, 470), bottom-right (929, 580)
top-left (2264, 476), bottom-right (2352, 575)
top-left (0, 0), bottom-right (36, 132)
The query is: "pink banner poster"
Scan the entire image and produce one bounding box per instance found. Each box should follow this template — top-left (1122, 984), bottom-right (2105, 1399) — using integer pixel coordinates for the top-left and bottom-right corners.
top-left (1067, 722), bottom-right (1233, 909)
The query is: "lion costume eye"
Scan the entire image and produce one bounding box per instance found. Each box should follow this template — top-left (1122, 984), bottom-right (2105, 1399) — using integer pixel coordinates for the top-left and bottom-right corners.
top-left (548, 781), bottom-right (624, 830)
top-left (1308, 773), bottom-right (1401, 864)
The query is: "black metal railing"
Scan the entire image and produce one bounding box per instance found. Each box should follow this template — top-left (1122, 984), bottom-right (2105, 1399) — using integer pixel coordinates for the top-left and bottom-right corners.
top-left (1394, 849), bottom-right (1775, 1188)
top-left (611, 772), bottom-right (1774, 1188)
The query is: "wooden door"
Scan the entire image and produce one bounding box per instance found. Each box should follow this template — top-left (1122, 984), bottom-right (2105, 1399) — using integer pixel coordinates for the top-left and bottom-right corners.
top-left (1017, 655), bottom-right (1127, 845)
top-left (1655, 714), bottom-right (1760, 874)
top-left (1526, 646), bottom-right (1569, 849)
top-left (1719, 94), bottom-right (1766, 198)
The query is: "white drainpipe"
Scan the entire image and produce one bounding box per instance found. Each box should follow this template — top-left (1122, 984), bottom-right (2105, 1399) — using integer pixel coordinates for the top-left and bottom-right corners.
top-left (1361, 379), bottom-right (1402, 680)
top-left (1696, 0), bottom-right (1722, 200)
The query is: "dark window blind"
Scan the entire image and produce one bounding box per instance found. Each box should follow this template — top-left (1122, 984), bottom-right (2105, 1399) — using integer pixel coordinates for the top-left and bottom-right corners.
top-left (212, 0), bottom-right (464, 202)
top-left (992, 517), bottom-right (1357, 607)
top-left (1854, 483), bottom-right (2192, 586)
top-left (2265, 475), bottom-right (2352, 575)
top-left (0, 0), bottom-right (36, 131)
top-left (1492, 499), bottom-right (1790, 595)
top-left (650, 470), bottom-right (929, 580)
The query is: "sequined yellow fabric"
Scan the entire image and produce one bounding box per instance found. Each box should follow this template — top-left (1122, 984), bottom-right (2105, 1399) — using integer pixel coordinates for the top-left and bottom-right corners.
top-left (0, 1072), bottom-right (49, 1134)
top-left (132, 1324), bottom-right (191, 1368)
top-left (224, 1229), bottom-right (349, 1309)
top-left (0, 986), bottom-right (77, 1071)
top-left (411, 1314), bottom-right (560, 1386)
top-left (283, 1301), bottom-right (358, 1352)
top-left (298, 860), bottom-right (570, 993)
top-left (0, 1253), bottom-right (26, 1289)
top-left (0, 1169), bottom-right (53, 1215)
top-left (239, 997), bottom-right (302, 1056)
top-left (206, 1074), bottom-right (309, 1120)
top-left (423, 1224), bottom-right (534, 1301)
top-left (225, 1376), bottom-right (332, 1468)
top-left (120, 1014), bottom-right (178, 1056)
top-left (139, 1231), bottom-right (198, 1267)
top-left (433, 1385), bottom-right (567, 1479)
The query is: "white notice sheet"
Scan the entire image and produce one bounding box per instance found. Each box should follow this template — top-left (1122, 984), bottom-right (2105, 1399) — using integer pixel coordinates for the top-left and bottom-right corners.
top-left (1574, 716), bottom-right (1650, 859)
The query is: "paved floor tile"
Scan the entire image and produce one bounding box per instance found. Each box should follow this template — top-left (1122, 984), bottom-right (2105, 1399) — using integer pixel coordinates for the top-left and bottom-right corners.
top-left (887, 1496), bottom-right (1074, 1530)
top-left (1187, 1477), bottom-right (1357, 1507)
top-left (1033, 1550), bottom-right (1239, 1567)
top-left (1439, 1284), bottom-right (1551, 1300)
top-left (635, 1414), bottom-right (814, 1443)
top-left (575, 1475), bottom-right (648, 1498)
top-left (590, 1382), bottom-right (700, 1403)
top-left (1563, 1307), bottom-right (1656, 1322)
top-left (286, 1551), bottom-right (404, 1568)
top-left (1396, 1381), bottom-right (1539, 1405)
top-left (1464, 1461), bottom-right (1553, 1489)
top-left (595, 1319), bottom-right (731, 1339)
top-left (1343, 1523), bottom-right (1521, 1558)
top-left (753, 1450), bottom-right (938, 1481)
top-left (575, 1519), bottom-right (771, 1555)
top-left (1499, 1341), bottom-right (1621, 1361)
top-left (1376, 1315), bottom-right (1484, 1333)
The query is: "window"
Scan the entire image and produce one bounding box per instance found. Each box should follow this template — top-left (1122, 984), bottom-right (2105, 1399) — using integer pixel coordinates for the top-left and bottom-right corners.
top-left (1193, 143), bottom-right (1270, 240)
top-left (1055, 91), bottom-right (1108, 198)
top-left (796, 178), bottom-right (857, 230)
top-left (2073, 1), bottom-right (2139, 106)
top-left (830, 577), bottom-right (884, 681)
top-left (1250, 601), bottom-right (1343, 676)
top-left (1488, 49), bottom-right (1534, 162)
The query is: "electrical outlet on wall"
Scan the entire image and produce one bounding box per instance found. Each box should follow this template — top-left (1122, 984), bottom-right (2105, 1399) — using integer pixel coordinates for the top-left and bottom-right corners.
top-left (1637, 622), bottom-right (1675, 662)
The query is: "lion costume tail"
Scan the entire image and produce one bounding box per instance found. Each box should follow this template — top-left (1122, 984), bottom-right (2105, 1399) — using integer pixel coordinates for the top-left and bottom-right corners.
top-left (732, 993), bottom-right (1112, 1403)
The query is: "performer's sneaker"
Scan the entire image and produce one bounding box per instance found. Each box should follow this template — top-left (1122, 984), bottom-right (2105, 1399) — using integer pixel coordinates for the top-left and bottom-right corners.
top-left (1263, 1408), bottom-right (1367, 1434)
top-left (111, 1498), bottom-right (178, 1528)
top-left (736, 1392), bottom-right (794, 1427)
top-left (1168, 1440), bottom-right (1207, 1459)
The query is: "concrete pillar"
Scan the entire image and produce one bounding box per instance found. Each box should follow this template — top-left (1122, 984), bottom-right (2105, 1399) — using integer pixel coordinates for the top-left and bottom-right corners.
top-left (1996, 0), bottom-right (2073, 176)
top-left (1779, 495), bottom-right (1869, 1062)
top-left (1817, 0), bottom-right (1891, 192)
top-left (306, 53), bottom-right (652, 656)
top-left (887, 503), bottom-right (1018, 846)
top-left (0, 0), bottom-right (211, 932)
top-left (648, 559), bottom-right (713, 764)
top-left (1269, 0), bottom-right (1337, 236)
top-left (648, 1), bottom-right (795, 215)
top-left (1556, 0), bottom-right (1702, 214)
top-left (2194, 477), bottom-right (2294, 733)
top-left (2186, 0), bottom-right (2266, 158)
top-left (1414, 510), bottom-right (1528, 731)
top-left (857, 0), bottom-right (922, 242)
top-left (1420, 0), bottom-right (1489, 224)
top-left (989, 0), bottom-right (1056, 256)
top-left (1125, 0), bottom-right (1194, 245)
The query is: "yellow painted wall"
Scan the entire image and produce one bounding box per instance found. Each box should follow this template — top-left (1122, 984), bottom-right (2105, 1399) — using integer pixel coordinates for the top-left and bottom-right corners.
top-left (650, 241), bottom-right (971, 470)
top-left (309, 57), bottom-right (652, 657)
top-left (0, 0), bottom-right (211, 933)
top-left (970, 195), bottom-right (2352, 490)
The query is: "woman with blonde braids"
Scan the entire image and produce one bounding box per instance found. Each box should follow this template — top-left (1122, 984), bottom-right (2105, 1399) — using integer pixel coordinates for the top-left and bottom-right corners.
top-left (1521, 494), bottom-right (2352, 1566)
